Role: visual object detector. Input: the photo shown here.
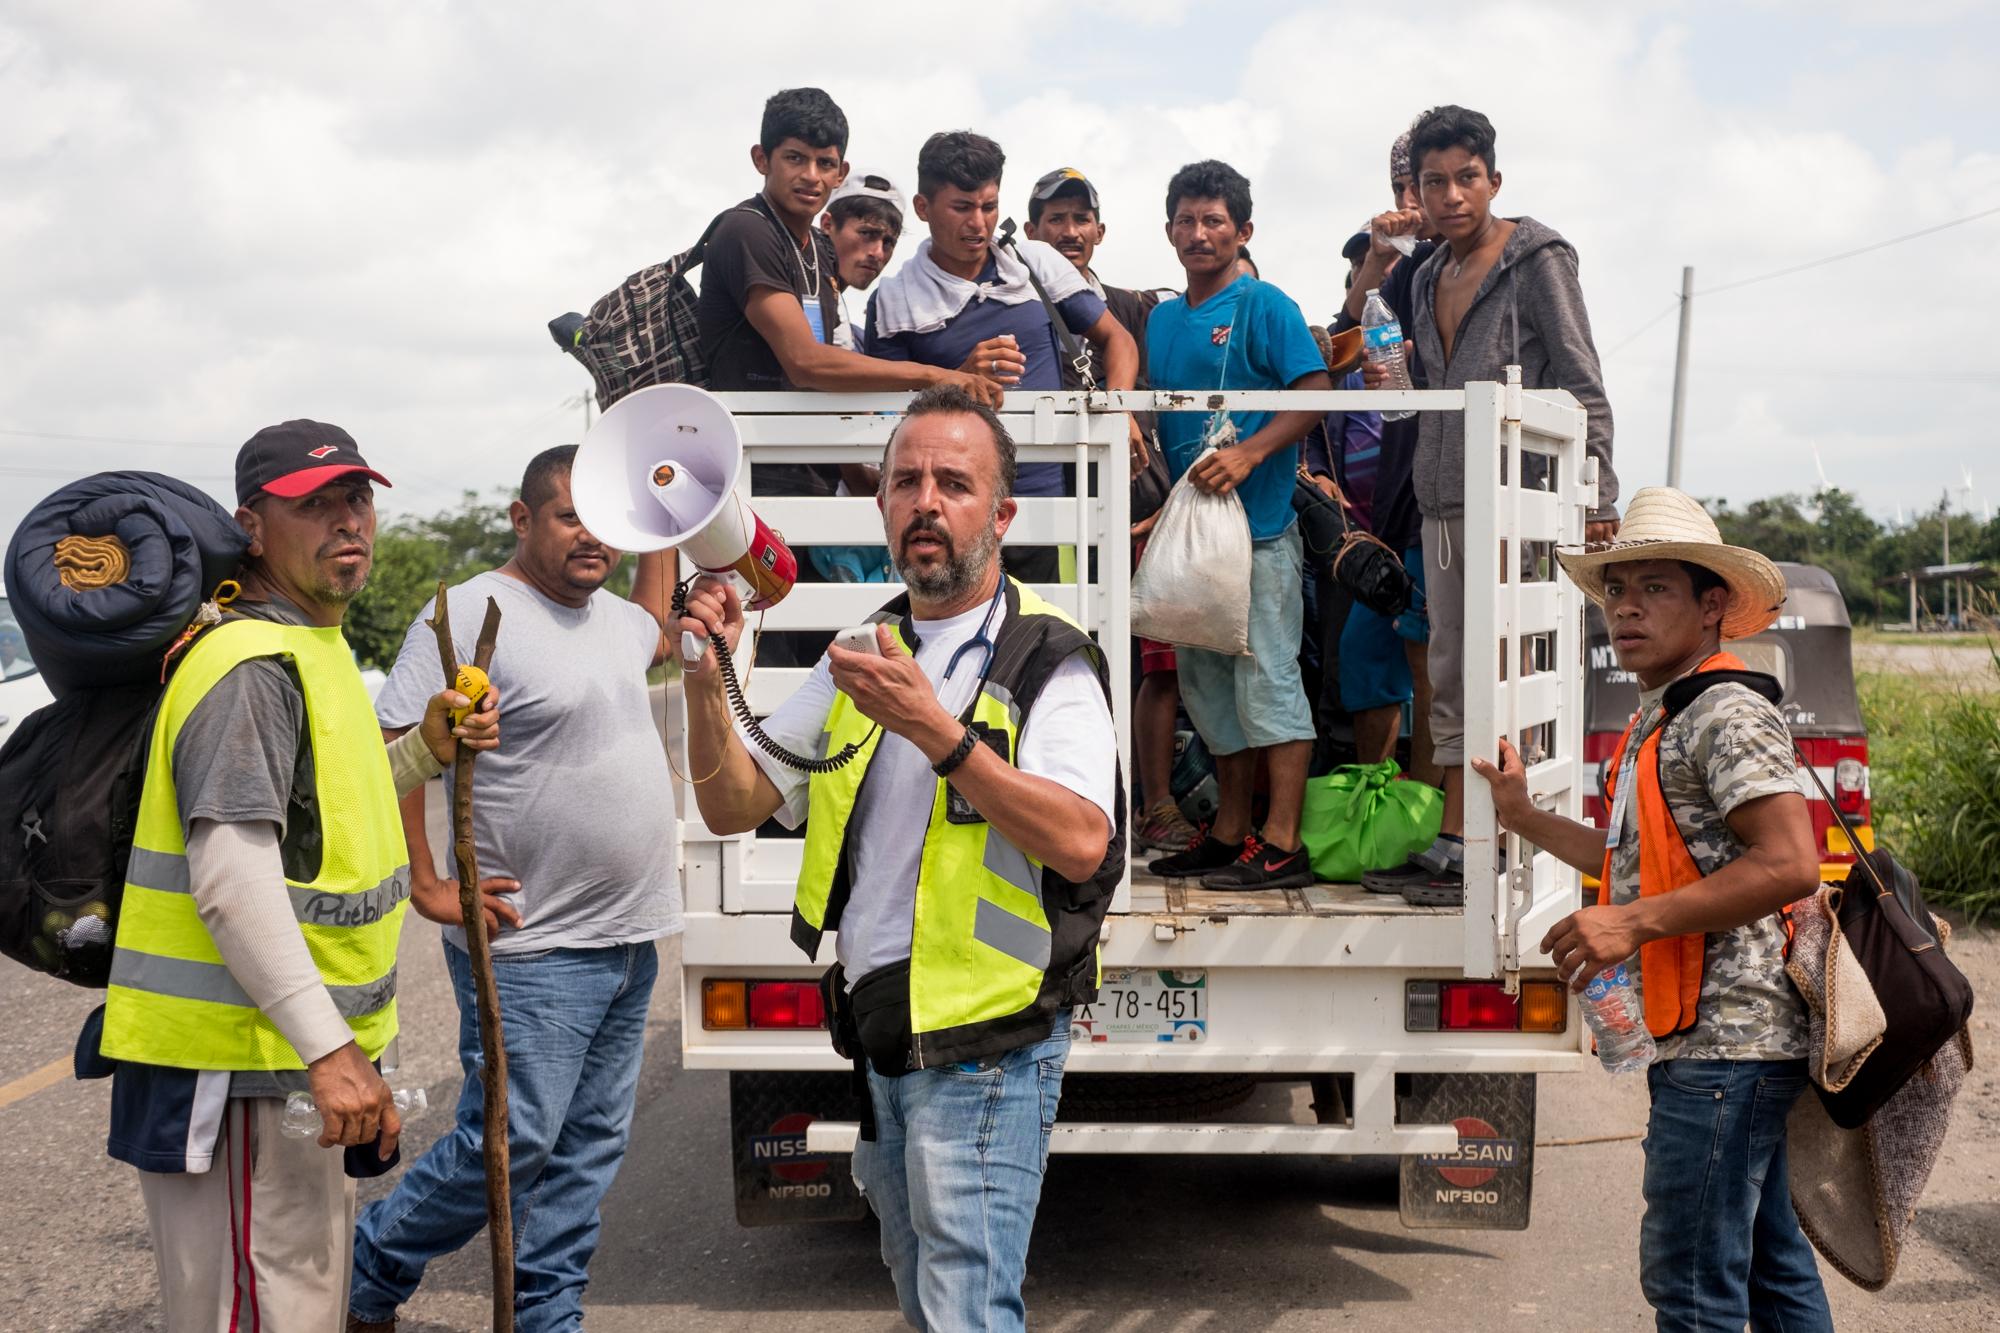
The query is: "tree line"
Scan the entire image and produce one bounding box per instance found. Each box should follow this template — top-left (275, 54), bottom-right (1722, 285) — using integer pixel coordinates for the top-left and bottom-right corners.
top-left (1705, 488), bottom-right (1998, 624)
top-left (344, 485), bottom-right (1996, 671)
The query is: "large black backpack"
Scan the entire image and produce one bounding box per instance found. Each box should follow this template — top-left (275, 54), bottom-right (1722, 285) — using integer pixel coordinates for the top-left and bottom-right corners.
top-left (547, 213), bottom-right (734, 410)
top-left (0, 681), bottom-right (159, 985)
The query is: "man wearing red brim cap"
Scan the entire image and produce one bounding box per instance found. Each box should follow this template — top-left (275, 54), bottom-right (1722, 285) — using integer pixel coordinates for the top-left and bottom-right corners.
top-left (98, 420), bottom-right (503, 1330)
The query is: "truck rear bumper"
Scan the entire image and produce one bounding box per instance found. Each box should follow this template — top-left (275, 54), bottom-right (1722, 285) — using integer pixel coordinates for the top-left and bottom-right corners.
top-left (808, 1119), bottom-right (1461, 1156)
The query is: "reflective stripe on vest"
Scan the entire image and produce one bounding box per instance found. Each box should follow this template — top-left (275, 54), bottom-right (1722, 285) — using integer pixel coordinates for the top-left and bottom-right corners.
top-left (793, 582), bottom-right (1087, 1060)
top-left (1597, 651), bottom-right (1745, 1040)
top-left (101, 617), bottom-right (408, 1071)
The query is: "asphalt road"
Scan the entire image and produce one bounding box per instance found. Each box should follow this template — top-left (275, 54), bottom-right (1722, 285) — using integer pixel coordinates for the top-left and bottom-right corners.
top-left (3, 813), bottom-right (1996, 1330)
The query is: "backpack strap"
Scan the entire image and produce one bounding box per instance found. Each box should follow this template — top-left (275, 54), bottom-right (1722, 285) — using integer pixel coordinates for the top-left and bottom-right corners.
top-left (994, 219), bottom-right (1096, 390)
top-left (1661, 668), bottom-right (1781, 721)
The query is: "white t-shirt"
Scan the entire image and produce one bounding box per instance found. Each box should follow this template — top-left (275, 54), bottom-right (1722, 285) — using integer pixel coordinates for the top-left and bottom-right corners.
top-left (747, 598), bottom-right (1118, 980)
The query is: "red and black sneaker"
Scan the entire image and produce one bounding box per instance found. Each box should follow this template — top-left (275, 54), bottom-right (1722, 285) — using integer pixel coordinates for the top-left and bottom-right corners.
top-left (1148, 832), bottom-right (1248, 879)
top-left (1201, 839), bottom-right (1314, 891)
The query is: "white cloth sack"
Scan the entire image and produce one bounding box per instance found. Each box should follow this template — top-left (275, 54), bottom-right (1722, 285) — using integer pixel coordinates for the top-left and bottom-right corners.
top-left (1131, 443), bottom-right (1253, 655)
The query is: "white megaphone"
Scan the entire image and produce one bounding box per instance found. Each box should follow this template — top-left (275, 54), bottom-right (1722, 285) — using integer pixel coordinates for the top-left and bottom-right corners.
top-left (569, 384), bottom-right (797, 663)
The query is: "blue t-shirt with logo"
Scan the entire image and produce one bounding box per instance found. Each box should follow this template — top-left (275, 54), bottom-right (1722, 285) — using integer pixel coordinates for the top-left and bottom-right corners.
top-left (1146, 275), bottom-right (1326, 540)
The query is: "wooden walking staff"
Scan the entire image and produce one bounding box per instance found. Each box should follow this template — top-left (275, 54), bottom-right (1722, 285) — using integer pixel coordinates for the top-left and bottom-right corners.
top-left (427, 583), bottom-right (513, 1327)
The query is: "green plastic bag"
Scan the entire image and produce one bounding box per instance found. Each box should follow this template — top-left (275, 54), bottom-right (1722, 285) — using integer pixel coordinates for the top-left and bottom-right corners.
top-left (1299, 761), bottom-right (1445, 884)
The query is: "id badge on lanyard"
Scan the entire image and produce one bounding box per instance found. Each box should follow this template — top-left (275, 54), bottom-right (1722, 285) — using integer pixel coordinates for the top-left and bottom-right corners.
top-left (1604, 711), bottom-right (1653, 853)
top-left (803, 297), bottom-right (829, 346)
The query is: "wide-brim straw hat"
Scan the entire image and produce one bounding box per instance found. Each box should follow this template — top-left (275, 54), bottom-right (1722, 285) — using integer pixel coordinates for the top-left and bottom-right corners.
top-left (1555, 486), bottom-right (1787, 640)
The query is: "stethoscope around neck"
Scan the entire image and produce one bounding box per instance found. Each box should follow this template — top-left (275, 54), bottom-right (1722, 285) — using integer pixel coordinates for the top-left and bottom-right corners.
top-left (912, 577), bottom-right (1006, 723)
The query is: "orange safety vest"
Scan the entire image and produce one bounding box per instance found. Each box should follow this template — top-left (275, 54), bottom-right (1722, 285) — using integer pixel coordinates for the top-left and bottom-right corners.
top-left (1595, 651), bottom-right (1746, 1040)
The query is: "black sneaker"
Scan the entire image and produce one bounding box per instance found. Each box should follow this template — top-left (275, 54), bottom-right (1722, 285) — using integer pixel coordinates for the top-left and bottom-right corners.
top-left (1402, 868), bottom-right (1465, 908)
top-left (1149, 834), bottom-right (1249, 879)
top-left (1201, 841), bottom-right (1314, 891)
top-left (1360, 862), bottom-right (1432, 894)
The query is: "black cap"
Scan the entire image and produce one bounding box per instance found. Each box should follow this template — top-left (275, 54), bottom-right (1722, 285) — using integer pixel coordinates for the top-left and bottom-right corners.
top-left (234, 420), bottom-right (392, 506)
top-left (1030, 167), bottom-right (1101, 217)
top-left (1342, 230), bottom-right (1371, 263)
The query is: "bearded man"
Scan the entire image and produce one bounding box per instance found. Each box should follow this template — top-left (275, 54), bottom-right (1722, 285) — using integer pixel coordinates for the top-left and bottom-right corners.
top-left (678, 384), bottom-right (1124, 1332)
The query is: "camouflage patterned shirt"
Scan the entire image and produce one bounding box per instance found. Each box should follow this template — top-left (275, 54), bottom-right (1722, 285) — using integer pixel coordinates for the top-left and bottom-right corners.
top-left (1608, 679), bottom-right (1809, 1061)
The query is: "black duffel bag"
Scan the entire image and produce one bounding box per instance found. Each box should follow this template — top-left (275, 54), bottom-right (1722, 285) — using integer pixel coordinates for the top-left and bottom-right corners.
top-left (1801, 761), bottom-right (1976, 1129)
top-left (1293, 471), bottom-right (1413, 618)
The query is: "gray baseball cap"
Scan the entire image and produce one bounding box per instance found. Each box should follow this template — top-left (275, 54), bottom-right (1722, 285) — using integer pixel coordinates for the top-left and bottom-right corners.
top-left (827, 170), bottom-right (906, 221)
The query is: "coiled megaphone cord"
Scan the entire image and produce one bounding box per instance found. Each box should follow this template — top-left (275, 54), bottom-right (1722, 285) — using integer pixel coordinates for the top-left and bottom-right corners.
top-left (671, 577), bottom-right (873, 775)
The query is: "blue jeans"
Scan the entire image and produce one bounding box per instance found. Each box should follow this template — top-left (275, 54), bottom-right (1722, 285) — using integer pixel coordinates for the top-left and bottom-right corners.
top-left (853, 1016), bottom-right (1070, 1333)
top-left (1640, 1058), bottom-right (1833, 1332)
top-left (1177, 527), bottom-right (1316, 754)
top-left (350, 940), bottom-right (658, 1333)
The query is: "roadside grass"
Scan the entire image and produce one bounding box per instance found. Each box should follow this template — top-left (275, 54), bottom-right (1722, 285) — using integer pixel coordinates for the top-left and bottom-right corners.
top-left (1860, 652), bottom-right (2000, 922)
top-left (1853, 624), bottom-right (1996, 647)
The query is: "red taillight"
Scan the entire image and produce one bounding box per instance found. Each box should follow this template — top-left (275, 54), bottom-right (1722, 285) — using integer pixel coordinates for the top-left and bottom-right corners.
top-left (1834, 758), bottom-right (1866, 816)
top-left (1441, 983), bottom-right (1520, 1031)
top-left (1407, 981), bottom-right (1566, 1033)
top-left (748, 981), bottom-right (826, 1030)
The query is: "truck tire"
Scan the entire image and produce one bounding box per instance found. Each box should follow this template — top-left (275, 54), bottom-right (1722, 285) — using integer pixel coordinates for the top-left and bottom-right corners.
top-left (1056, 1073), bottom-right (1257, 1122)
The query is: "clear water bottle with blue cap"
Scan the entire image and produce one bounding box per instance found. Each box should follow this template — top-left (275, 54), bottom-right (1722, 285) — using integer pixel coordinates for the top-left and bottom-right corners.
top-left (1360, 289), bottom-right (1415, 422)
top-left (1579, 961), bottom-right (1655, 1074)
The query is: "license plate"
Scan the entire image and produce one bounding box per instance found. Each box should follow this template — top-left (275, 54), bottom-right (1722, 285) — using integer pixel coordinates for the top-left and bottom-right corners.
top-left (1073, 969), bottom-right (1207, 1043)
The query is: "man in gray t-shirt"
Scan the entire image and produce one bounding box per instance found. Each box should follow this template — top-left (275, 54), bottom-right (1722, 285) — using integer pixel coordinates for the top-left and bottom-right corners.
top-left (349, 446), bottom-right (678, 1331)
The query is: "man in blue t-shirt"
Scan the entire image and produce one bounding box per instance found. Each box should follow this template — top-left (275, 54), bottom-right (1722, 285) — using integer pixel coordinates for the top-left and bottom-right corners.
top-left (865, 131), bottom-right (1140, 582)
top-left (1143, 159), bottom-right (1332, 891)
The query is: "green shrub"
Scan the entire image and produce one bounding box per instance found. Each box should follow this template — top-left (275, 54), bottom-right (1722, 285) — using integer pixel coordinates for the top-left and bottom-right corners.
top-left (1861, 655), bottom-right (2000, 922)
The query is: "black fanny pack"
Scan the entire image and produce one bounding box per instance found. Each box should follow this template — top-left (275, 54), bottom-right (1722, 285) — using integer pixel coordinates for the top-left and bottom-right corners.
top-left (821, 959), bottom-right (913, 1080)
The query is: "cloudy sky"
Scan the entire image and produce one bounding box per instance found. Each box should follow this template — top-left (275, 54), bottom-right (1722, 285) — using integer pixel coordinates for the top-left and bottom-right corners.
top-left (4, 0), bottom-right (1998, 546)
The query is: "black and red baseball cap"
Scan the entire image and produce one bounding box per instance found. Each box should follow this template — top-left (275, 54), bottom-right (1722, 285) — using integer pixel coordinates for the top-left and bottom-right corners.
top-left (234, 420), bottom-right (392, 505)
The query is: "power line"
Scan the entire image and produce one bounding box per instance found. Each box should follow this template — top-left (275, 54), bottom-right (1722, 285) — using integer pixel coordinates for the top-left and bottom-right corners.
top-left (0, 426), bottom-right (236, 450)
top-left (1600, 299), bottom-right (1681, 359)
top-left (1691, 204), bottom-right (2000, 297)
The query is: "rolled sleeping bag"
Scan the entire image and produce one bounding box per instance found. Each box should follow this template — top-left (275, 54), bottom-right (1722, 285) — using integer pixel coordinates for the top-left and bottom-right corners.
top-left (4, 471), bottom-right (248, 697)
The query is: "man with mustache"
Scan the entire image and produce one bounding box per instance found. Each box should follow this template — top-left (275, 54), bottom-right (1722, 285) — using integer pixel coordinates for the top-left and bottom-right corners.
top-left (348, 446), bottom-right (679, 1332)
top-left (1023, 165), bottom-right (1196, 850)
top-left (820, 169), bottom-right (905, 342)
top-left (679, 385), bottom-right (1123, 1332)
top-left (1144, 160), bottom-right (1333, 891)
top-left (864, 131), bottom-right (1142, 584)
top-left (96, 421), bottom-right (499, 1331)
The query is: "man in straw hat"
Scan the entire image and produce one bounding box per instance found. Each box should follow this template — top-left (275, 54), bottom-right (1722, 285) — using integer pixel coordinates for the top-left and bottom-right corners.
top-left (1471, 486), bottom-right (1832, 1330)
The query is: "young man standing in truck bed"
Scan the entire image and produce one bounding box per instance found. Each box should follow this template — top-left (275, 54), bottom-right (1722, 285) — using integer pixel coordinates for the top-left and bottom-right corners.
top-left (1388, 104), bottom-right (1621, 904)
top-left (1142, 159), bottom-right (1332, 890)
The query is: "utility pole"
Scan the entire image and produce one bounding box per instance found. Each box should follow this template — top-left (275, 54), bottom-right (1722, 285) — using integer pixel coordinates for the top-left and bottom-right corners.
top-left (1665, 266), bottom-right (1694, 489)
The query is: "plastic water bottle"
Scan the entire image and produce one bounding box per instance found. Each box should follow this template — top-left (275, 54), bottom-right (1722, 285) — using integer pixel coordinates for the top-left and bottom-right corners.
top-left (1579, 962), bottom-right (1655, 1074)
top-left (280, 1087), bottom-right (429, 1138)
top-left (1361, 289), bottom-right (1415, 422)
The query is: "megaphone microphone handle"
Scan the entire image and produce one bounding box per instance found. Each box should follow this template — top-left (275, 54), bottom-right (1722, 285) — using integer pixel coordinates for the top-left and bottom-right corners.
top-left (668, 576), bottom-right (874, 775)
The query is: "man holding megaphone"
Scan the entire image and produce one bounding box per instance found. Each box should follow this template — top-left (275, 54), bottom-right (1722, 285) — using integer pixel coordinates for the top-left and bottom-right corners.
top-left (680, 384), bottom-right (1124, 1333)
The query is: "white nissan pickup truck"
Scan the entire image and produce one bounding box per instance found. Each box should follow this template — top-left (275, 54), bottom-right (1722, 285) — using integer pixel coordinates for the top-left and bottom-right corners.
top-left (672, 377), bottom-right (1593, 1231)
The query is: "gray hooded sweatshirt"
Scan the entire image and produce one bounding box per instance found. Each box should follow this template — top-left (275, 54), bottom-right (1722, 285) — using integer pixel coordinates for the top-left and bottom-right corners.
top-left (1409, 216), bottom-right (1618, 522)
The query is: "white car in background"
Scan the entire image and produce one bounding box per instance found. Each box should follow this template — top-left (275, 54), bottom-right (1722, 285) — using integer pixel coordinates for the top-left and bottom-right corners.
top-left (0, 584), bottom-right (56, 751)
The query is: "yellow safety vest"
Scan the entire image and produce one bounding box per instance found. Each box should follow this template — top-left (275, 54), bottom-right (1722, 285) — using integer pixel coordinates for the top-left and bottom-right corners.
top-left (101, 618), bottom-right (409, 1071)
top-left (793, 580), bottom-right (1125, 1068)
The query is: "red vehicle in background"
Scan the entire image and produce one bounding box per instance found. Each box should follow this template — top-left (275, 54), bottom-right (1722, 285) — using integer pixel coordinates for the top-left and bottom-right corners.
top-left (1583, 562), bottom-right (1873, 883)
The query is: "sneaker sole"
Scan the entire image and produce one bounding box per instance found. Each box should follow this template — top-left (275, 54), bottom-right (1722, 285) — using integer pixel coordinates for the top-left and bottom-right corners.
top-left (1360, 865), bottom-right (1429, 894)
top-left (1401, 882), bottom-right (1466, 907)
top-left (1198, 870), bottom-right (1315, 891)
